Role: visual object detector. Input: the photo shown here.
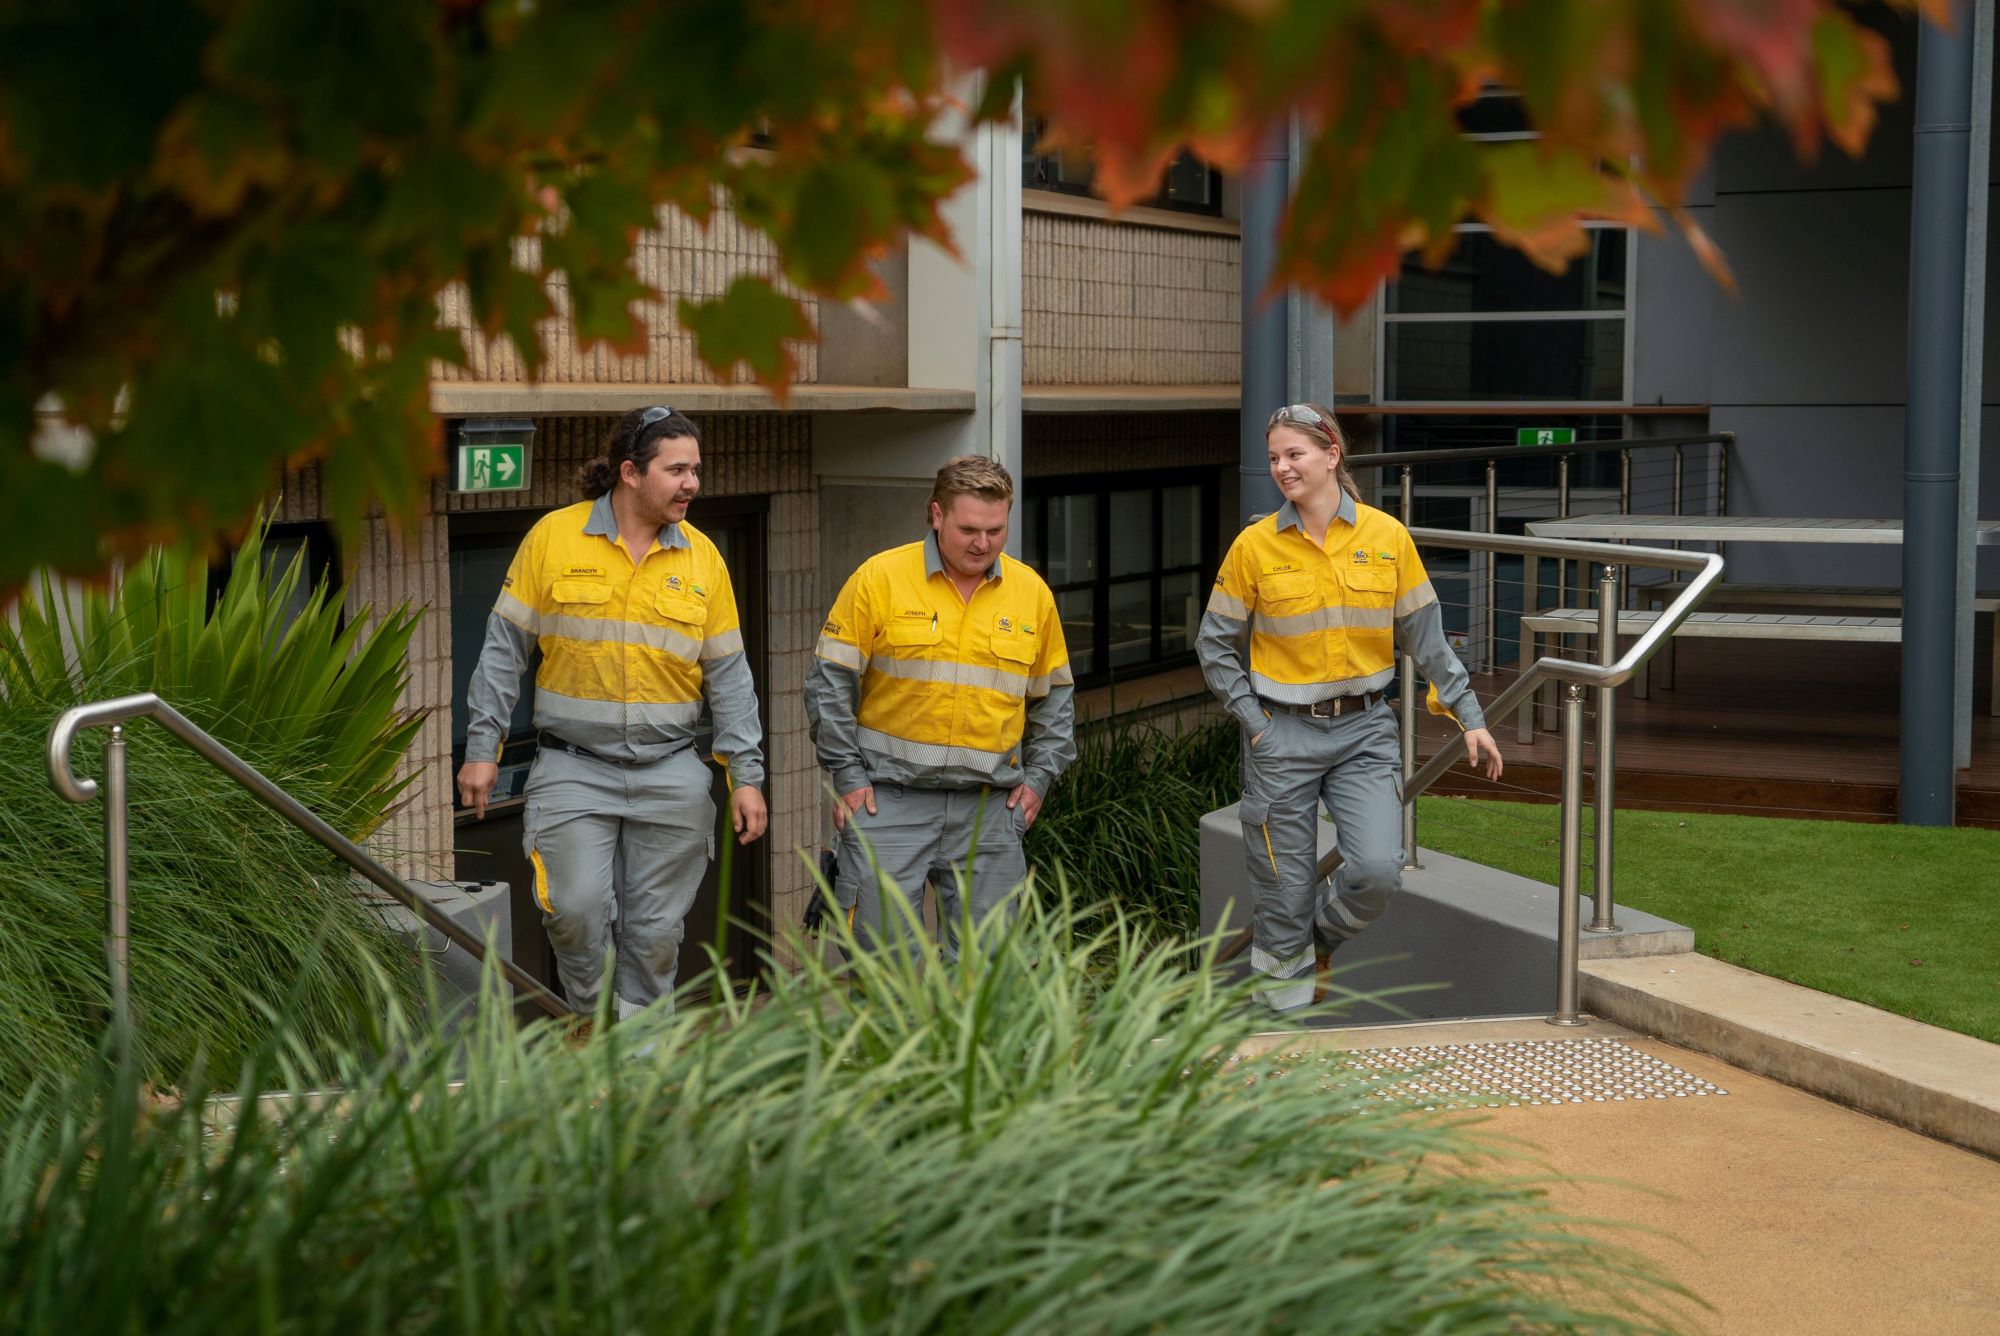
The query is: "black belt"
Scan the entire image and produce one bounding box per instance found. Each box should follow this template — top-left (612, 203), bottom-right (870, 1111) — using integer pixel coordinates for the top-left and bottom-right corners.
top-left (1262, 690), bottom-right (1384, 719)
top-left (539, 734), bottom-right (682, 767)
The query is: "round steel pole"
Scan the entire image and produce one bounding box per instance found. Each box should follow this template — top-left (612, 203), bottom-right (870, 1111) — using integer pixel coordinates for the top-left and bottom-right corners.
top-left (104, 725), bottom-right (131, 1036)
top-left (1589, 566), bottom-right (1622, 933)
top-left (1550, 684), bottom-right (1588, 1026)
top-left (1400, 465), bottom-right (1419, 868)
top-left (1484, 458), bottom-right (1498, 672)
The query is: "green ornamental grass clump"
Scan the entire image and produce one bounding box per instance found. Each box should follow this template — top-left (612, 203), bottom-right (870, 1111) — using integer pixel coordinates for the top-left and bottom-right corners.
top-left (0, 890), bottom-right (1682, 1333)
top-left (1027, 711), bottom-right (1239, 939)
top-left (0, 521), bottom-right (424, 1103)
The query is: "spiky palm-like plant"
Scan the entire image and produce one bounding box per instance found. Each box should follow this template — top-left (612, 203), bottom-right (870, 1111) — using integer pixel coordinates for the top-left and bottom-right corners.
top-left (0, 520), bottom-right (424, 1100)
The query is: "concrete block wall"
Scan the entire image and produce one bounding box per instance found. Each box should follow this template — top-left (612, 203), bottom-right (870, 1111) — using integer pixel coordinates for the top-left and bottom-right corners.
top-left (1022, 213), bottom-right (1239, 384)
top-left (434, 196), bottom-right (820, 386)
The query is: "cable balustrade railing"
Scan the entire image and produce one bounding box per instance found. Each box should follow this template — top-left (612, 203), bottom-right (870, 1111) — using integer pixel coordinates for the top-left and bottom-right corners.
top-left (47, 693), bottom-right (575, 1027)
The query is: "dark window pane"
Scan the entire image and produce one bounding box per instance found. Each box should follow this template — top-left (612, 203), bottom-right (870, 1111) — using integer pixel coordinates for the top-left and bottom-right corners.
top-left (1162, 485), bottom-right (1202, 566)
top-left (1107, 578), bottom-right (1152, 671)
top-left (1457, 93), bottom-right (1531, 137)
top-left (1045, 494), bottom-right (1097, 584)
top-left (1388, 230), bottom-right (1626, 315)
top-left (450, 539), bottom-right (537, 753)
top-left (1108, 489), bottom-right (1153, 577)
top-left (1160, 571), bottom-right (1202, 657)
top-left (1057, 588), bottom-right (1095, 677)
top-left (1384, 317), bottom-right (1625, 402)
top-left (1021, 495), bottom-right (1042, 566)
top-left (1161, 152), bottom-right (1216, 208)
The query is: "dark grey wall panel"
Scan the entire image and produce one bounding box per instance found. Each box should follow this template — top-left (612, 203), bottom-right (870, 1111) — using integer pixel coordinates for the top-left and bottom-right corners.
top-left (1632, 219), bottom-right (1717, 406)
top-left (1710, 190), bottom-right (1911, 407)
top-left (1710, 404), bottom-right (1906, 584)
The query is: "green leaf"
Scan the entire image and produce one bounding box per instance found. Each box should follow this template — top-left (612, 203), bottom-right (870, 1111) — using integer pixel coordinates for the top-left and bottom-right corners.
top-left (677, 277), bottom-right (813, 394)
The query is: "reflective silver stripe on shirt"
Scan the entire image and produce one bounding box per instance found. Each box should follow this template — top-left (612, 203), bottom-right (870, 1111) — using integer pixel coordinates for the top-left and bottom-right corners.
top-left (1206, 588), bottom-right (1250, 621)
top-left (699, 627), bottom-right (744, 661)
top-left (533, 689), bottom-right (704, 728)
top-left (854, 726), bottom-right (1013, 777)
top-left (494, 589), bottom-right (540, 633)
top-left (865, 655), bottom-right (1030, 697)
top-left (1026, 664), bottom-right (1073, 694)
top-left (814, 634), bottom-right (867, 674)
top-left (1393, 579), bottom-right (1438, 619)
top-left (1248, 665), bottom-right (1397, 705)
top-left (541, 612), bottom-right (702, 661)
top-left (1252, 604), bottom-right (1394, 638)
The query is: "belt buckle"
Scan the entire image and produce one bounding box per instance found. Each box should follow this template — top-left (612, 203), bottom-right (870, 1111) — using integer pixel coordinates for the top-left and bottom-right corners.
top-left (1307, 699), bottom-right (1335, 719)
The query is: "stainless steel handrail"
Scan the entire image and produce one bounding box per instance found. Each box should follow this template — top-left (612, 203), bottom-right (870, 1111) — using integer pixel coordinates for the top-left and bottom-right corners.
top-left (47, 693), bottom-right (574, 1021)
top-left (1219, 532), bottom-right (1723, 1026)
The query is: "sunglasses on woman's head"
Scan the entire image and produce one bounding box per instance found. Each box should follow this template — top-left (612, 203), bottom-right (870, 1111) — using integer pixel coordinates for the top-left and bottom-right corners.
top-left (1268, 403), bottom-right (1329, 433)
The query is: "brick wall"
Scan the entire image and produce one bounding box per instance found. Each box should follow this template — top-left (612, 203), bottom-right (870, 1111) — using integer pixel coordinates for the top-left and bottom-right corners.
top-left (434, 197), bottom-right (820, 386)
top-left (1023, 213), bottom-right (1239, 385)
top-left (1024, 410), bottom-right (1238, 476)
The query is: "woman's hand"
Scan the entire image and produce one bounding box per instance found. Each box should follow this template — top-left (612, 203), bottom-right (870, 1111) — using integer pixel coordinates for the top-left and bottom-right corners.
top-left (1462, 728), bottom-right (1504, 781)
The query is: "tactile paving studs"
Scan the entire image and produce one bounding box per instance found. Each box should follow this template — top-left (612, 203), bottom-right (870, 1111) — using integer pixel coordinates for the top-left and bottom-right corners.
top-left (1335, 1037), bottom-right (1727, 1110)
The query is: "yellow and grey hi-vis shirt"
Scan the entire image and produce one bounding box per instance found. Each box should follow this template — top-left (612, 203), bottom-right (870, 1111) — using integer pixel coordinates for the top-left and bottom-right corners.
top-left (1196, 493), bottom-right (1486, 733)
top-left (463, 493), bottom-right (765, 786)
top-left (805, 533), bottom-right (1077, 796)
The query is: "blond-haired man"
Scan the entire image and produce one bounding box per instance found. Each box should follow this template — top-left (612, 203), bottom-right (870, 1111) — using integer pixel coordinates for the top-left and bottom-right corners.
top-left (805, 456), bottom-right (1075, 957)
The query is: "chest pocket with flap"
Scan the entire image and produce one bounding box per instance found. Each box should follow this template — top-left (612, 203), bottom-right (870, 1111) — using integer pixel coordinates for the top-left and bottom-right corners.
top-left (988, 625), bottom-right (1037, 666)
top-left (883, 614), bottom-right (942, 650)
top-left (1257, 571), bottom-right (1319, 614)
top-left (655, 587), bottom-right (707, 630)
top-left (1342, 565), bottom-right (1398, 601)
top-left (551, 578), bottom-right (612, 608)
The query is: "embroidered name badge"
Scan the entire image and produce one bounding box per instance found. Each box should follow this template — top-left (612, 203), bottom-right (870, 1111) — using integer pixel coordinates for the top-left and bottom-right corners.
top-left (563, 565), bottom-right (604, 577)
top-left (1261, 561), bottom-right (1301, 575)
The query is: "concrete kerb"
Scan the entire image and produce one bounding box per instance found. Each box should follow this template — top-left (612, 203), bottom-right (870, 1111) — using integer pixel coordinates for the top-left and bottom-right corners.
top-left (1582, 954), bottom-right (2000, 1160)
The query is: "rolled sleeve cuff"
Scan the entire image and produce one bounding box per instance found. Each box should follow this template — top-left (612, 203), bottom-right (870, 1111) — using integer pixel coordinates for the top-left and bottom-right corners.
top-left (463, 727), bottom-right (505, 765)
top-left (832, 763), bottom-right (873, 795)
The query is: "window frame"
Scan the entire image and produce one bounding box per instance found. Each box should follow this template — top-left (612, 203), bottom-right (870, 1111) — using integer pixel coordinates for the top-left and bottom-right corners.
top-left (1020, 113), bottom-right (1225, 218)
top-left (1375, 221), bottom-right (1638, 407)
top-left (1022, 469), bottom-right (1220, 688)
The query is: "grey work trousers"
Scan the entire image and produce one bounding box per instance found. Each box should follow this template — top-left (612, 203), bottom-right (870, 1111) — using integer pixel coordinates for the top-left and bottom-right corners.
top-left (521, 745), bottom-right (715, 1013)
top-left (1237, 700), bottom-right (1406, 1012)
top-left (833, 783), bottom-right (1028, 962)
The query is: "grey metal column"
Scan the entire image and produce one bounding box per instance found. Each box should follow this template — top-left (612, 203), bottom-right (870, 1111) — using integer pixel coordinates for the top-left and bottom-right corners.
top-left (1550, 684), bottom-right (1588, 1027)
top-left (1400, 465), bottom-right (1419, 868)
top-left (1589, 567), bottom-right (1621, 933)
top-left (1902, 3), bottom-right (1975, 826)
top-left (104, 725), bottom-right (131, 1036)
top-left (1955, 0), bottom-right (1993, 771)
top-left (1484, 458), bottom-right (1498, 671)
top-left (1239, 122), bottom-right (1290, 525)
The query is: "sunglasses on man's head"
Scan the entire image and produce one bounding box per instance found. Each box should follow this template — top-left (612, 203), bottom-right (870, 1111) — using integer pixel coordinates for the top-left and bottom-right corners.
top-left (639, 405), bottom-right (677, 426)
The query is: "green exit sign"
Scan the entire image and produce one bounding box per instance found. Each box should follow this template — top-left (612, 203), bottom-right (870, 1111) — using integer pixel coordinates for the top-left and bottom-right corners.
top-left (1517, 427), bottom-right (1576, 447)
top-left (455, 442), bottom-right (529, 493)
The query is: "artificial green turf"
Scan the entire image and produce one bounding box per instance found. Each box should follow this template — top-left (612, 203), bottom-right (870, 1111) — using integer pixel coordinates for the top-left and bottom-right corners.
top-left (1414, 796), bottom-right (2000, 1045)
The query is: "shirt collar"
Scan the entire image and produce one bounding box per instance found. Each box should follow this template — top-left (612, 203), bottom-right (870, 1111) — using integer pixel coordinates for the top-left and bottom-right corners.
top-left (923, 529), bottom-right (1001, 582)
top-left (583, 491), bottom-right (688, 552)
top-left (1273, 490), bottom-right (1358, 534)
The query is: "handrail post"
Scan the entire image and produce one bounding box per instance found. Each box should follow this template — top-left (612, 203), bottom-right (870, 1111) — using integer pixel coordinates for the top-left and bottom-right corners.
top-left (1673, 446), bottom-right (1685, 516)
top-left (1555, 454), bottom-right (1573, 623)
top-left (1589, 566), bottom-right (1622, 933)
top-left (1550, 683), bottom-right (1588, 1027)
top-left (104, 724), bottom-right (132, 1038)
top-left (1484, 458), bottom-right (1498, 673)
top-left (1400, 464), bottom-right (1419, 869)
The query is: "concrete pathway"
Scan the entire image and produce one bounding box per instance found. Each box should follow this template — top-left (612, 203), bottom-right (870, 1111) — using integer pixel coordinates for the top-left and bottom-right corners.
top-left (1250, 1018), bottom-right (2000, 1335)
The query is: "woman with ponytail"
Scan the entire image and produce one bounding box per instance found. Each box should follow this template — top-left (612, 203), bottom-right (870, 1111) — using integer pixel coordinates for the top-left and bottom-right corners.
top-left (1196, 402), bottom-right (1503, 1013)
